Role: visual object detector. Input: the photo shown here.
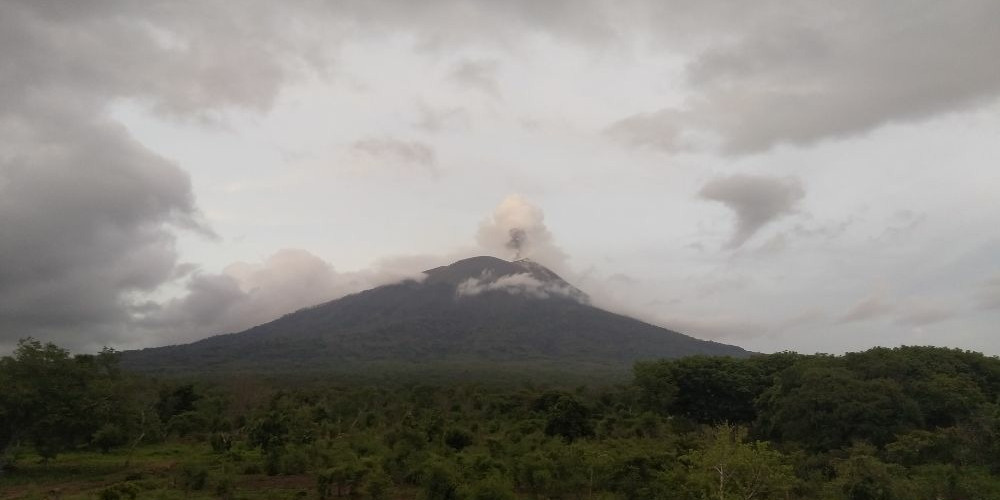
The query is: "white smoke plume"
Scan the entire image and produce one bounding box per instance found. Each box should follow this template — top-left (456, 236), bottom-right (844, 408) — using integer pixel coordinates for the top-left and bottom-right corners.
top-left (476, 195), bottom-right (568, 269)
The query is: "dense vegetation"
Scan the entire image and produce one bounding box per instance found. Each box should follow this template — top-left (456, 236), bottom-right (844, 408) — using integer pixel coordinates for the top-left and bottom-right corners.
top-left (4, 339), bottom-right (1000, 499)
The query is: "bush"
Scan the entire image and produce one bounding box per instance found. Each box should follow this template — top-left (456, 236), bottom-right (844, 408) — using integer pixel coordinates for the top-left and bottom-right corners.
top-left (282, 446), bottom-right (310, 474)
top-left (361, 468), bottom-right (393, 500)
top-left (215, 473), bottom-right (235, 499)
top-left (210, 432), bottom-right (233, 453)
top-left (419, 458), bottom-right (461, 500)
top-left (178, 463), bottom-right (209, 492)
top-left (92, 423), bottom-right (128, 453)
top-left (461, 474), bottom-right (516, 500)
top-left (99, 483), bottom-right (140, 500)
top-left (444, 428), bottom-right (473, 451)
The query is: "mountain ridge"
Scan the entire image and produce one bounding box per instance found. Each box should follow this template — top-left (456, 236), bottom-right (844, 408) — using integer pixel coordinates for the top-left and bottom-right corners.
top-left (121, 256), bottom-right (749, 376)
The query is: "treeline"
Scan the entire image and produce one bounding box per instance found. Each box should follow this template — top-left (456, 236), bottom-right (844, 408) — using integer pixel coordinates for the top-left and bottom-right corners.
top-left (3, 340), bottom-right (1000, 499)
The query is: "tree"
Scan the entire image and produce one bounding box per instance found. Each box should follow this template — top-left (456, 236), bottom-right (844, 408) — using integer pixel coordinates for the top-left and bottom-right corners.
top-left (419, 457), bottom-right (461, 500)
top-left (633, 361), bottom-right (678, 415)
top-left (460, 472), bottom-right (516, 500)
top-left (756, 365), bottom-right (922, 450)
top-left (686, 424), bottom-right (795, 500)
top-left (635, 356), bottom-right (765, 424)
top-left (912, 373), bottom-right (985, 427)
top-left (543, 395), bottom-right (593, 442)
top-left (825, 444), bottom-right (915, 500)
top-left (0, 339), bottom-right (128, 468)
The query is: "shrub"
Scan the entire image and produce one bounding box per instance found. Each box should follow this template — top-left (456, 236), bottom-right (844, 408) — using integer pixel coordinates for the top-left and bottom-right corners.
top-left (92, 423), bottom-right (128, 453)
top-left (178, 463), bottom-right (209, 492)
top-left (98, 483), bottom-right (140, 500)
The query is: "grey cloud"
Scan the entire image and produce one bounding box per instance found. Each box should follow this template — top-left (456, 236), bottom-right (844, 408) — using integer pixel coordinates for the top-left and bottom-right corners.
top-left (664, 315), bottom-right (767, 343)
top-left (0, 1), bottom-right (325, 118)
top-left (752, 234), bottom-right (789, 255)
top-left (699, 175), bottom-right (805, 249)
top-left (609, 1), bottom-right (1000, 153)
top-left (15, 1), bottom-right (996, 153)
top-left (975, 276), bottom-right (1000, 310)
top-left (875, 210), bottom-right (927, 243)
top-left (607, 273), bottom-right (639, 286)
top-left (137, 249), bottom-right (426, 344)
top-left (351, 137), bottom-right (438, 176)
top-left (774, 309), bottom-right (828, 333)
top-left (791, 217), bottom-right (855, 241)
top-left (894, 302), bottom-right (958, 327)
top-left (0, 0), bottom-right (337, 351)
top-left (413, 102), bottom-right (471, 132)
top-left (604, 109), bottom-right (683, 152)
top-left (0, 115), bottom-right (206, 351)
top-left (449, 59), bottom-right (501, 98)
top-left (336, 0), bottom-right (619, 51)
top-left (839, 295), bottom-right (895, 324)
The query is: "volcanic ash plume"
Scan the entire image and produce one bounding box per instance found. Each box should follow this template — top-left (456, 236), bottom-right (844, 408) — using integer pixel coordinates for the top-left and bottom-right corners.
top-left (506, 228), bottom-right (527, 259)
top-left (476, 195), bottom-right (568, 268)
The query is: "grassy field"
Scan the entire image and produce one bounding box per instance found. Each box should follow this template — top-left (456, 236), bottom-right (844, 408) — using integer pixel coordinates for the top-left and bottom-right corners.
top-left (0, 443), bottom-right (347, 500)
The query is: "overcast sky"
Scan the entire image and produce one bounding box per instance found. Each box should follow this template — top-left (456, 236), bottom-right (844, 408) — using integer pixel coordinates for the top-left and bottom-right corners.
top-left (2, 0), bottom-right (999, 355)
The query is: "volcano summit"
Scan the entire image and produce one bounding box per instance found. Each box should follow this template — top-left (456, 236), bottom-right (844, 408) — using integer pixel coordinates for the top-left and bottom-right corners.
top-left (122, 256), bottom-right (748, 377)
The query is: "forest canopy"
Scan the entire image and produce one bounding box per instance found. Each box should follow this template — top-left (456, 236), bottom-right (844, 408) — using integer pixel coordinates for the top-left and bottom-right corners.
top-left (3, 340), bottom-right (1000, 499)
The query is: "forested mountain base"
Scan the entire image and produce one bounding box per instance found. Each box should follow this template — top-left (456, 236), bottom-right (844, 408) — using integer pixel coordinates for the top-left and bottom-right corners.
top-left (4, 340), bottom-right (1000, 499)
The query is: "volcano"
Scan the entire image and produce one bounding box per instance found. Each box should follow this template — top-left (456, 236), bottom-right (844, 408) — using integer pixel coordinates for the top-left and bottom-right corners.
top-left (121, 256), bottom-right (749, 377)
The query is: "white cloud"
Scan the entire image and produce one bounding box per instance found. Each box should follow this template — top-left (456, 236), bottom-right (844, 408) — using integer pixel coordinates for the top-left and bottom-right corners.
top-left (456, 272), bottom-right (583, 301)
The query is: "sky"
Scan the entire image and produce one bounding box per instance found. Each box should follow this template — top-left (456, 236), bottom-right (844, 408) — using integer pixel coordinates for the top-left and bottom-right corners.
top-left (2, 0), bottom-right (999, 355)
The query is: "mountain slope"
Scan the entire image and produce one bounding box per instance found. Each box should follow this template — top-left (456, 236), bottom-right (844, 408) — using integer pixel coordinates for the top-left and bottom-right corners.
top-left (121, 256), bottom-right (748, 375)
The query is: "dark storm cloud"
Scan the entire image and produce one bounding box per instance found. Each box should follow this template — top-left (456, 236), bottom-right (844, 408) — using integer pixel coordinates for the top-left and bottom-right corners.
top-left (699, 175), bottom-right (805, 249)
top-left (0, 113), bottom-right (206, 350)
top-left (2, 0), bottom-right (576, 350)
top-left (0, 0), bottom-right (332, 350)
top-left (609, 0), bottom-right (1000, 153)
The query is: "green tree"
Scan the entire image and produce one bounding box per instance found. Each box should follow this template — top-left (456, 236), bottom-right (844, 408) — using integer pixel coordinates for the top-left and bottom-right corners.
top-left (756, 365), bottom-right (922, 450)
top-left (635, 356), bottom-right (764, 424)
top-left (0, 339), bottom-right (128, 467)
top-left (419, 456), bottom-right (461, 500)
top-left (460, 472), bottom-right (516, 500)
top-left (825, 445), bottom-right (914, 500)
top-left (543, 395), bottom-right (593, 442)
top-left (686, 424), bottom-right (795, 500)
top-left (633, 361), bottom-right (678, 415)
